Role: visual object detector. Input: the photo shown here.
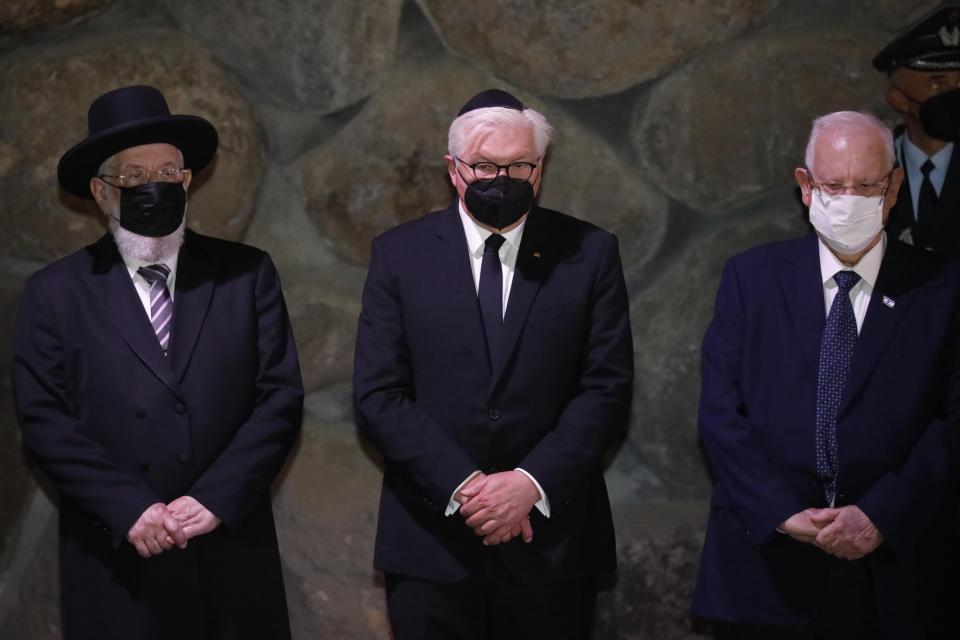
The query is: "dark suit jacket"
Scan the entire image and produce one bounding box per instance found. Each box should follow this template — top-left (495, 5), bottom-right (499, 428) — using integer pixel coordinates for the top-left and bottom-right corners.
top-left (886, 128), bottom-right (960, 256)
top-left (693, 233), bottom-right (960, 636)
top-left (353, 203), bottom-right (633, 583)
top-left (12, 230), bottom-right (303, 640)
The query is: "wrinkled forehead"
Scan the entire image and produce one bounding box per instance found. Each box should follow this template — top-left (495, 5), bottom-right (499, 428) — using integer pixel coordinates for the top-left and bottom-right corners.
top-left (812, 129), bottom-right (891, 179)
top-left (108, 143), bottom-right (184, 169)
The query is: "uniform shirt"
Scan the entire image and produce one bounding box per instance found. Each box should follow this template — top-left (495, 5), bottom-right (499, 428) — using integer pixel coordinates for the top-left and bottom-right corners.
top-left (900, 134), bottom-right (953, 220)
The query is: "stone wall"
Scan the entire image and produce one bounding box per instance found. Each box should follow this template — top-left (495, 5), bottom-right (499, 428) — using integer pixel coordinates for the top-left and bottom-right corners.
top-left (0, 1), bottom-right (936, 637)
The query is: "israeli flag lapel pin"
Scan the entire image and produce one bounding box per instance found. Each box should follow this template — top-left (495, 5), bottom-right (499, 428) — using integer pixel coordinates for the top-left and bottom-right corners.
top-left (882, 295), bottom-right (895, 308)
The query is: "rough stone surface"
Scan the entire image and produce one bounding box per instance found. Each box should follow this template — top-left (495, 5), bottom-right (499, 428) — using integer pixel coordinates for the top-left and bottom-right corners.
top-left (417, 0), bottom-right (780, 99)
top-left (632, 26), bottom-right (892, 213)
top-left (850, 0), bottom-right (941, 31)
top-left (618, 201), bottom-right (809, 499)
top-left (285, 279), bottom-right (361, 394)
top-left (164, 0), bottom-right (403, 114)
top-left (0, 0), bottom-right (111, 35)
top-left (0, 29), bottom-right (266, 262)
top-left (0, 498), bottom-right (59, 640)
top-left (595, 501), bottom-right (709, 640)
top-left (538, 115), bottom-right (668, 267)
top-left (300, 55), bottom-right (667, 267)
top-left (273, 395), bottom-right (389, 639)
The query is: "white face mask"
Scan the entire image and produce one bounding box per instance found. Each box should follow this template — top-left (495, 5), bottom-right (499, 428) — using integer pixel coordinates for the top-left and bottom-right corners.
top-left (808, 190), bottom-right (884, 255)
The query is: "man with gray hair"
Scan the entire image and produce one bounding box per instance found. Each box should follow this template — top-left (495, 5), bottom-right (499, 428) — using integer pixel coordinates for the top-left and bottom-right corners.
top-left (354, 89), bottom-right (634, 638)
top-left (693, 110), bottom-right (960, 638)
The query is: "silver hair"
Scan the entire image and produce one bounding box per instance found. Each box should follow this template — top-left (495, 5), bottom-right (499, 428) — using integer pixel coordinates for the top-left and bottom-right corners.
top-left (448, 106), bottom-right (553, 158)
top-left (804, 111), bottom-right (895, 173)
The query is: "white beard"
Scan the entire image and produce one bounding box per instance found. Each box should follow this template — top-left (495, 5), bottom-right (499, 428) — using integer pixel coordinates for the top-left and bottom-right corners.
top-left (107, 210), bottom-right (187, 262)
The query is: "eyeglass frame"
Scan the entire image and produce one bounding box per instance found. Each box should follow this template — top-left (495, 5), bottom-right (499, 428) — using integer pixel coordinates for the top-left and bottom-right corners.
top-left (801, 167), bottom-right (894, 198)
top-left (454, 156), bottom-right (540, 183)
top-left (97, 166), bottom-right (192, 188)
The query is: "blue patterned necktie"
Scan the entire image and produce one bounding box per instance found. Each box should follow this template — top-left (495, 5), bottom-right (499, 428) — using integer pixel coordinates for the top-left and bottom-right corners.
top-left (478, 234), bottom-right (506, 363)
top-left (816, 269), bottom-right (861, 506)
top-left (137, 264), bottom-right (173, 354)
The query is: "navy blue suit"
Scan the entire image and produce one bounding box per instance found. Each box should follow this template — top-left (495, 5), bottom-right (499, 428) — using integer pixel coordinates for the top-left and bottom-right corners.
top-left (12, 230), bottom-right (303, 640)
top-left (693, 233), bottom-right (960, 636)
top-left (353, 203), bottom-right (633, 587)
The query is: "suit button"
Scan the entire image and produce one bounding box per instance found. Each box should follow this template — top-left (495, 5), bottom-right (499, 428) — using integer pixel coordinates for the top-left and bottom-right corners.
top-left (177, 453), bottom-right (190, 465)
top-left (135, 409), bottom-right (146, 419)
top-left (488, 409), bottom-right (500, 421)
top-left (137, 458), bottom-right (149, 472)
top-left (174, 403), bottom-right (186, 415)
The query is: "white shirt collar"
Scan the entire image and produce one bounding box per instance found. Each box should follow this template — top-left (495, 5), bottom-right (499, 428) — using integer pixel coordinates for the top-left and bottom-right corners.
top-left (457, 200), bottom-right (527, 256)
top-left (818, 231), bottom-right (885, 289)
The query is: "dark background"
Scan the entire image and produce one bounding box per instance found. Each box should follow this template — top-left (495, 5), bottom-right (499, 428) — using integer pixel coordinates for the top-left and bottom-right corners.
top-left (0, 1), bottom-right (934, 637)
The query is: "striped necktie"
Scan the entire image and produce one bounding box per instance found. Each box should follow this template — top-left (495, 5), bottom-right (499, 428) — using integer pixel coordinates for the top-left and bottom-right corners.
top-left (137, 264), bottom-right (173, 353)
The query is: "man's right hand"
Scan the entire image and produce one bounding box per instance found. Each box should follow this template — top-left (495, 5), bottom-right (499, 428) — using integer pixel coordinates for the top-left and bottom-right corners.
top-left (779, 508), bottom-right (834, 544)
top-left (126, 502), bottom-right (187, 558)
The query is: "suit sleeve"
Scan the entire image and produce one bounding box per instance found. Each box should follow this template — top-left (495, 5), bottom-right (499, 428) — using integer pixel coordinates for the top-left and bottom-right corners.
top-left (516, 233), bottom-right (634, 509)
top-left (353, 237), bottom-right (479, 509)
top-left (697, 257), bottom-right (806, 546)
top-left (12, 277), bottom-right (161, 546)
top-left (857, 300), bottom-right (960, 553)
top-left (187, 253), bottom-right (304, 529)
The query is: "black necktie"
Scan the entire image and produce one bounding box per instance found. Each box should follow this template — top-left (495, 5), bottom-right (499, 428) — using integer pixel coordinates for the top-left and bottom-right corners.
top-left (478, 234), bottom-right (506, 363)
top-left (815, 270), bottom-right (861, 506)
top-left (917, 159), bottom-right (938, 246)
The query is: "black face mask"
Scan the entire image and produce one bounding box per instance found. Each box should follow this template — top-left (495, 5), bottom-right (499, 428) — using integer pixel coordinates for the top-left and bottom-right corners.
top-left (918, 89), bottom-right (960, 142)
top-left (463, 175), bottom-right (534, 230)
top-left (117, 181), bottom-right (186, 237)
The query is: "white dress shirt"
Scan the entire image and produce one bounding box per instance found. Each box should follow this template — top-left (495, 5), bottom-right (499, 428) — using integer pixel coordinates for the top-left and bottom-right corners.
top-left (444, 202), bottom-right (551, 518)
top-left (817, 232), bottom-right (886, 334)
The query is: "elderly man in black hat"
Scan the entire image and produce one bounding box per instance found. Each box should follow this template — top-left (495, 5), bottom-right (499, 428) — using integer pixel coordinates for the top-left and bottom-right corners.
top-left (875, 4), bottom-right (960, 254)
top-left (353, 89), bottom-right (633, 638)
top-left (12, 85), bottom-right (303, 639)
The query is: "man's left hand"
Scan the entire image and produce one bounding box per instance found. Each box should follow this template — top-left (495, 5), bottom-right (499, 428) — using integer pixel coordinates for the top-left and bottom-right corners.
top-left (459, 471), bottom-right (540, 541)
top-left (810, 505), bottom-right (883, 560)
top-left (167, 496), bottom-right (221, 540)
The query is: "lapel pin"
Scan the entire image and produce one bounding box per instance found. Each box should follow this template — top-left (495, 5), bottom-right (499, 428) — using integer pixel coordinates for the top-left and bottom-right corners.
top-left (882, 295), bottom-right (895, 308)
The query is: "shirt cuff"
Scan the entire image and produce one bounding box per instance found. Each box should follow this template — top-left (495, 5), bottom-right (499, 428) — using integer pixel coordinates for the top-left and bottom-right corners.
top-left (445, 470), bottom-right (481, 516)
top-left (516, 468), bottom-right (550, 518)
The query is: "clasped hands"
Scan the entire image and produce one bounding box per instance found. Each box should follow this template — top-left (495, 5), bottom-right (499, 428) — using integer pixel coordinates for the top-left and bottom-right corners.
top-left (778, 505), bottom-right (882, 560)
top-left (456, 471), bottom-right (540, 546)
top-left (126, 496), bottom-right (221, 558)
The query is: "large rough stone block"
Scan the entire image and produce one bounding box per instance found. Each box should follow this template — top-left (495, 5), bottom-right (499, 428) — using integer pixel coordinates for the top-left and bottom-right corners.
top-left (617, 200), bottom-right (809, 499)
top-left (0, 0), bottom-right (111, 35)
top-left (299, 55), bottom-right (666, 267)
top-left (163, 0), bottom-right (403, 114)
top-left (595, 500), bottom-right (708, 640)
top-left (417, 0), bottom-right (780, 99)
top-left (632, 26), bottom-right (891, 213)
top-left (273, 398), bottom-right (389, 639)
top-left (0, 29), bottom-right (266, 262)
top-left (285, 279), bottom-right (360, 393)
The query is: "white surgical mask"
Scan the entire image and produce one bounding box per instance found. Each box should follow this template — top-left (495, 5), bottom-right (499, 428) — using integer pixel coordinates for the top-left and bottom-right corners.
top-left (808, 191), bottom-right (884, 255)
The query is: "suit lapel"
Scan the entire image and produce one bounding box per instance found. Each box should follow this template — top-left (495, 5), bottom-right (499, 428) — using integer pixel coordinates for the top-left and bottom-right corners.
top-left (840, 241), bottom-right (931, 414)
top-left (489, 208), bottom-right (552, 393)
top-left (434, 205), bottom-right (492, 374)
top-left (169, 230), bottom-right (217, 384)
top-left (778, 234), bottom-right (825, 370)
top-left (82, 234), bottom-right (181, 397)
